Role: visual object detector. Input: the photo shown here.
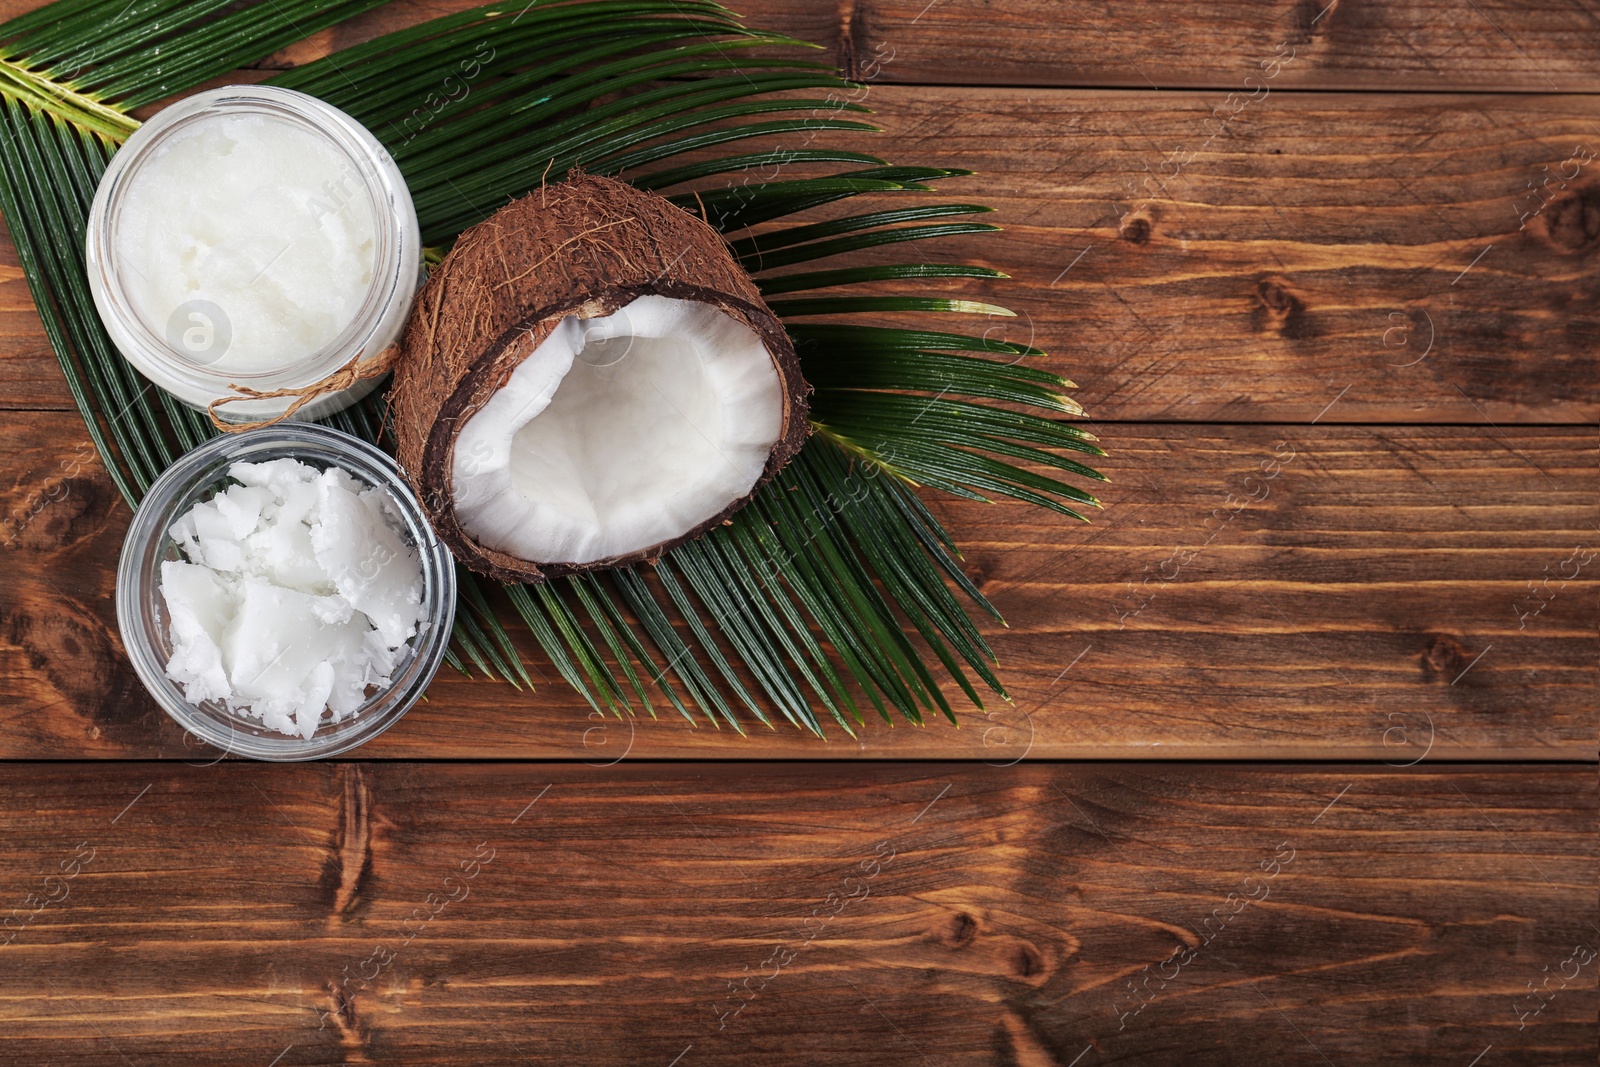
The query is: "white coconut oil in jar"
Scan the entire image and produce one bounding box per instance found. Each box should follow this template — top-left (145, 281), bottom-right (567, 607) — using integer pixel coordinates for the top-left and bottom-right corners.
top-left (86, 85), bottom-right (421, 424)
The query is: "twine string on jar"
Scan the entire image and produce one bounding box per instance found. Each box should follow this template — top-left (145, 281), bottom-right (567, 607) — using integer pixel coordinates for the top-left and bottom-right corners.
top-left (207, 343), bottom-right (400, 432)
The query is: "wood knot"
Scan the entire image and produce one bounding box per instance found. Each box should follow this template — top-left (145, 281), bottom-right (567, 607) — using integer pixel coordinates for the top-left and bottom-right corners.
top-left (4, 473), bottom-right (108, 551)
top-left (2, 601), bottom-right (140, 740)
top-left (1290, 0), bottom-right (1337, 39)
top-left (1254, 276), bottom-right (1312, 339)
top-left (1257, 277), bottom-right (1299, 313)
top-left (836, 0), bottom-right (874, 82)
top-left (944, 911), bottom-right (979, 947)
top-left (1538, 184), bottom-right (1600, 254)
top-left (322, 980), bottom-right (372, 1059)
top-left (1012, 942), bottom-right (1045, 979)
top-left (1119, 213), bottom-right (1152, 244)
top-left (1419, 633), bottom-right (1469, 682)
top-left (323, 764), bottom-right (375, 921)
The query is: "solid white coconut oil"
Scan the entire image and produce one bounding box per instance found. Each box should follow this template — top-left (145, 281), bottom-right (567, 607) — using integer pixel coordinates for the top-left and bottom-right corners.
top-left (159, 458), bottom-right (426, 740)
top-left (114, 112), bottom-right (377, 373)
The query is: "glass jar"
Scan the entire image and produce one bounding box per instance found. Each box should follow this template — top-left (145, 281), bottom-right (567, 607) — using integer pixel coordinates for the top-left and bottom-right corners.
top-left (85, 84), bottom-right (421, 424)
top-left (116, 424), bottom-right (456, 760)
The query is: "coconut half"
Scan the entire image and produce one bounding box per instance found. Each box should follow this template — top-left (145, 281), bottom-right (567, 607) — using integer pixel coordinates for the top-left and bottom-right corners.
top-left (389, 173), bottom-right (809, 583)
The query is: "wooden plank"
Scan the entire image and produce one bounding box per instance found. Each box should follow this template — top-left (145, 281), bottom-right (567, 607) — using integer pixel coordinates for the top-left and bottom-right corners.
top-left (4, 0), bottom-right (1597, 93)
top-left (734, 0), bottom-right (1600, 93)
top-left (2, 410), bottom-right (1592, 760)
top-left (5, 87), bottom-right (1600, 423)
top-left (233, 0), bottom-right (1600, 93)
top-left (0, 763), bottom-right (1590, 1065)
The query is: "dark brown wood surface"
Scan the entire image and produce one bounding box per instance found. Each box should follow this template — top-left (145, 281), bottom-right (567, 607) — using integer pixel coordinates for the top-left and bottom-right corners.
top-left (262, 0), bottom-right (1600, 93)
top-left (742, 0), bottom-right (1600, 93)
top-left (0, 764), bottom-right (1592, 1065)
top-left (0, 0), bottom-right (1593, 1063)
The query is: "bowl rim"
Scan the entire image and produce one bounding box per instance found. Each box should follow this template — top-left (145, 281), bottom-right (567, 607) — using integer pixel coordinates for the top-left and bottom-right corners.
top-left (115, 423), bottom-right (456, 761)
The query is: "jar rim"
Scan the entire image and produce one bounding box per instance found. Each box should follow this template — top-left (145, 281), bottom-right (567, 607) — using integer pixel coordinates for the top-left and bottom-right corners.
top-left (86, 85), bottom-right (419, 404)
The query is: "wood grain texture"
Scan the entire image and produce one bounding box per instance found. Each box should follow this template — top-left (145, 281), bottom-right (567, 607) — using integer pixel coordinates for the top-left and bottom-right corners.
top-left (734, 0), bottom-right (1600, 93)
top-left (5, 88), bottom-right (1600, 423)
top-left (0, 763), bottom-right (1591, 1065)
top-left (231, 0), bottom-right (1600, 93)
top-left (3, 411), bottom-right (1592, 761)
top-left (739, 86), bottom-right (1600, 425)
top-left (0, 217), bottom-right (73, 410)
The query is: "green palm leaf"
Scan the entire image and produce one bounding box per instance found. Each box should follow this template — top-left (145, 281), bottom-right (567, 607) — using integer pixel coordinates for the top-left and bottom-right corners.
top-left (0, 0), bottom-right (1106, 737)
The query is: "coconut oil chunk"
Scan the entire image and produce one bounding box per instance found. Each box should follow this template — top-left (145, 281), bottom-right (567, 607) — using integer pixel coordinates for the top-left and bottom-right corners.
top-left (159, 458), bottom-right (425, 739)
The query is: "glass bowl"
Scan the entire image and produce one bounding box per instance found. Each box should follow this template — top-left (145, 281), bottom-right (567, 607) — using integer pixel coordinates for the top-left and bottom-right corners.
top-left (116, 424), bottom-right (456, 760)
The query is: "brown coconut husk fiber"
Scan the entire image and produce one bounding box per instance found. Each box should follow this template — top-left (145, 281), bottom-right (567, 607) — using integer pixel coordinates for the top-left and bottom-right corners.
top-left (388, 172), bottom-right (810, 583)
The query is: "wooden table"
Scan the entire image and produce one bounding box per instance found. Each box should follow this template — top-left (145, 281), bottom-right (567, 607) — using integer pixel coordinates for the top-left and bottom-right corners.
top-left (1, 2), bottom-right (1595, 1063)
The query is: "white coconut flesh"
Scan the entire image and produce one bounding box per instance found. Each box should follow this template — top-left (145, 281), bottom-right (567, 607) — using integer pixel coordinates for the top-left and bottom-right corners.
top-left (450, 294), bottom-right (785, 566)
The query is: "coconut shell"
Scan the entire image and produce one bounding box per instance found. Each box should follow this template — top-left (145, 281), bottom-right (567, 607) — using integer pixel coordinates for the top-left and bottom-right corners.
top-left (388, 172), bottom-right (810, 583)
